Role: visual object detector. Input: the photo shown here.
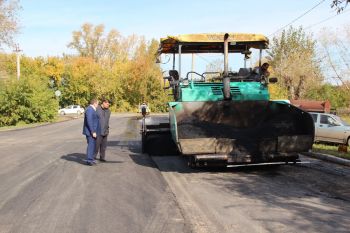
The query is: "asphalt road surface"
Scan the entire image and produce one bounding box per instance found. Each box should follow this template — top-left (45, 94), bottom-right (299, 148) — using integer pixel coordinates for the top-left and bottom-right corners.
top-left (0, 114), bottom-right (349, 233)
top-left (0, 115), bottom-right (188, 233)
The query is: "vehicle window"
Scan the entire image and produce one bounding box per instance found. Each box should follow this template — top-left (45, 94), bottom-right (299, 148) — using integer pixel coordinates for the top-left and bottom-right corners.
top-left (73, 105), bottom-right (78, 108)
top-left (310, 114), bottom-right (317, 123)
top-left (320, 115), bottom-right (329, 124)
top-left (321, 115), bottom-right (338, 125)
top-left (328, 117), bottom-right (337, 125)
top-left (334, 115), bottom-right (350, 126)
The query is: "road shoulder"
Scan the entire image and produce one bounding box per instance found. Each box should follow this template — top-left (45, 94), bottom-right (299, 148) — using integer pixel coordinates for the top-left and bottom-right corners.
top-left (303, 151), bottom-right (350, 167)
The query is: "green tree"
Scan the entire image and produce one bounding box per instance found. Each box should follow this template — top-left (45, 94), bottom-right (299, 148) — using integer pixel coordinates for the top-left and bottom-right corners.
top-left (268, 26), bottom-right (323, 100)
top-left (43, 57), bottom-right (65, 88)
top-left (60, 57), bottom-right (100, 107)
top-left (0, 53), bottom-right (46, 80)
top-left (68, 23), bottom-right (122, 64)
top-left (0, 76), bottom-right (58, 126)
top-left (117, 38), bottom-right (170, 111)
top-left (305, 84), bottom-right (350, 109)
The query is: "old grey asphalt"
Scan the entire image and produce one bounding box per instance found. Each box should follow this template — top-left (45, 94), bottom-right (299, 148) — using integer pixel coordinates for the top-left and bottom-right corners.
top-left (152, 155), bottom-right (350, 233)
top-left (0, 115), bottom-right (188, 233)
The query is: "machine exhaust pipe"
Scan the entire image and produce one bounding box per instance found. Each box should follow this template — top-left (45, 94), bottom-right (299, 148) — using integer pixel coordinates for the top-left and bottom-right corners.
top-left (224, 33), bottom-right (229, 76)
top-left (223, 33), bottom-right (231, 100)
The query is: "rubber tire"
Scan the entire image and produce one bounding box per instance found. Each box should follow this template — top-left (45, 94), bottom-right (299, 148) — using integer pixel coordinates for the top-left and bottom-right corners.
top-left (60, 111), bottom-right (65, 115)
top-left (188, 156), bottom-right (197, 168)
top-left (347, 137), bottom-right (350, 147)
top-left (77, 110), bottom-right (81, 115)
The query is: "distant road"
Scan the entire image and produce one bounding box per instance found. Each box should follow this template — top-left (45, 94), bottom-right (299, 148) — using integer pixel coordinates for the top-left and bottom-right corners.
top-left (0, 114), bottom-right (349, 233)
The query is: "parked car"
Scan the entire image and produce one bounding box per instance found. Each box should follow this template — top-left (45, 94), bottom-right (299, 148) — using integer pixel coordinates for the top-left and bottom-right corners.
top-left (58, 105), bottom-right (85, 115)
top-left (309, 112), bottom-right (350, 146)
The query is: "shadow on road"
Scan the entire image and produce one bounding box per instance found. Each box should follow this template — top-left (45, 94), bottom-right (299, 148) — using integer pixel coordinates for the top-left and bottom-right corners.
top-left (61, 153), bottom-right (124, 165)
top-left (129, 154), bottom-right (158, 168)
top-left (108, 140), bottom-right (158, 169)
top-left (61, 153), bottom-right (87, 165)
top-left (107, 140), bottom-right (139, 153)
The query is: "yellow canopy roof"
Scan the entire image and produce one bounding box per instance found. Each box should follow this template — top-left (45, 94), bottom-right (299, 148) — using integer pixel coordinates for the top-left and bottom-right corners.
top-left (159, 33), bottom-right (269, 54)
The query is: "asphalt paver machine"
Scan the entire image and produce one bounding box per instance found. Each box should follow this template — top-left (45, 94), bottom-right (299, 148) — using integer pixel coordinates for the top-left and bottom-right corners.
top-left (142, 33), bottom-right (314, 167)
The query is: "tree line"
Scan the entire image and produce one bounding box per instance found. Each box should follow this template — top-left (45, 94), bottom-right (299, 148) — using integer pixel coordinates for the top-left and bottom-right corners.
top-left (267, 25), bottom-right (350, 110)
top-left (1, 23), bottom-right (350, 126)
top-left (0, 23), bottom-right (170, 127)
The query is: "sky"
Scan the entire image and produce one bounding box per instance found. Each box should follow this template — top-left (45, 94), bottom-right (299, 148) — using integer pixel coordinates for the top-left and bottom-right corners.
top-left (6, 0), bottom-right (350, 75)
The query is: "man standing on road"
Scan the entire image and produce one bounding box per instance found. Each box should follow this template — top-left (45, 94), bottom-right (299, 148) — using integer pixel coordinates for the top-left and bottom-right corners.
top-left (83, 99), bottom-right (100, 166)
top-left (94, 98), bottom-right (111, 162)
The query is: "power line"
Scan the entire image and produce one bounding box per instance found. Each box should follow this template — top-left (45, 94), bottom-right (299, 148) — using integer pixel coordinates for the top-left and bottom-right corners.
top-left (269, 0), bottom-right (326, 37)
top-left (196, 54), bottom-right (211, 64)
top-left (304, 8), bottom-right (350, 29)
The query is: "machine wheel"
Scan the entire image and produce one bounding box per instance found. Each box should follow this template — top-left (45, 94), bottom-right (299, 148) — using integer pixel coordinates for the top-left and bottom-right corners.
top-left (347, 137), bottom-right (350, 147)
top-left (77, 110), bottom-right (81, 115)
top-left (60, 111), bottom-right (65, 115)
top-left (188, 156), bottom-right (197, 168)
top-left (141, 133), bottom-right (147, 153)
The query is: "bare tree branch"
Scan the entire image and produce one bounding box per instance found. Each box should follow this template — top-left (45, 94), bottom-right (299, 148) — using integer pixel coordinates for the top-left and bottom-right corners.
top-left (0, 0), bottom-right (20, 48)
top-left (331, 0), bottom-right (350, 13)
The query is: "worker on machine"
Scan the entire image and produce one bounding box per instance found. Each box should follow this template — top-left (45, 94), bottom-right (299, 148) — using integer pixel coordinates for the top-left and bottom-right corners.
top-left (139, 102), bottom-right (150, 117)
top-left (252, 62), bottom-right (270, 81)
top-left (259, 62), bottom-right (270, 78)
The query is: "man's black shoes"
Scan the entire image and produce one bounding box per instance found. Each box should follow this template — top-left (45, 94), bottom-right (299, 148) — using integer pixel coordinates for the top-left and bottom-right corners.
top-left (86, 159), bottom-right (106, 165)
top-left (86, 161), bottom-right (94, 166)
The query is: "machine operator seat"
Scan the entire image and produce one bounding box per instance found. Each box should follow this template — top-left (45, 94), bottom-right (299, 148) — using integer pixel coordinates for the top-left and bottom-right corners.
top-left (238, 68), bottom-right (252, 77)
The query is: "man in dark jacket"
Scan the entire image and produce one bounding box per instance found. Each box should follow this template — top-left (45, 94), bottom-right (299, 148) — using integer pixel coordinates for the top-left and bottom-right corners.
top-left (83, 99), bottom-right (100, 166)
top-left (94, 99), bottom-right (111, 162)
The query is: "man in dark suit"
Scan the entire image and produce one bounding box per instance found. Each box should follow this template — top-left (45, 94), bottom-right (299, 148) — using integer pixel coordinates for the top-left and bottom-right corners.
top-left (83, 99), bottom-right (100, 166)
top-left (94, 99), bottom-right (111, 162)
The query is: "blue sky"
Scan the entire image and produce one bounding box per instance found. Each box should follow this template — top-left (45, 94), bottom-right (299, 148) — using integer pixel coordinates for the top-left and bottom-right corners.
top-left (14, 0), bottom-right (349, 56)
top-left (8, 0), bottom-right (350, 74)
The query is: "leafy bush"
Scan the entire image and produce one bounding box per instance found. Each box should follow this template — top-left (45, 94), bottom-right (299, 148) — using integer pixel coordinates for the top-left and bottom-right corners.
top-left (0, 76), bottom-right (58, 126)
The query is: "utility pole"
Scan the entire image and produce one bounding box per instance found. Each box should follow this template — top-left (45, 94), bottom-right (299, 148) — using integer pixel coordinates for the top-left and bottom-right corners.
top-left (13, 44), bottom-right (22, 81)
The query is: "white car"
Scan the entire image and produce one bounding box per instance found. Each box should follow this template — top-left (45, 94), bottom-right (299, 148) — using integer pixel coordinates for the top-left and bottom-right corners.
top-left (309, 112), bottom-right (350, 146)
top-left (58, 105), bottom-right (85, 115)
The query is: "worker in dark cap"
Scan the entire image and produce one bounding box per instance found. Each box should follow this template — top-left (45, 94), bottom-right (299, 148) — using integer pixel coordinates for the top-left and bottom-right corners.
top-left (252, 62), bottom-right (270, 81)
top-left (94, 98), bottom-right (111, 162)
top-left (260, 62), bottom-right (270, 78)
